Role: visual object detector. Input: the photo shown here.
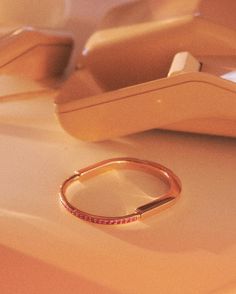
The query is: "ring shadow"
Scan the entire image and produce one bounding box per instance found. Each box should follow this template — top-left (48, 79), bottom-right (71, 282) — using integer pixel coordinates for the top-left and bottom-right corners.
top-left (0, 244), bottom-right (119, 294)
top-left (85, 130), bottom-right (236, 255)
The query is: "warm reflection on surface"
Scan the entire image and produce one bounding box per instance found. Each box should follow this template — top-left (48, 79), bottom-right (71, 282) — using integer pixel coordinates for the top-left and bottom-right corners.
top-left (67, 168), bottom-right (167, 216)
top-left (1, 97), bottom-right (236, 294)
top-left (1, 0), bottom-right (236, 290)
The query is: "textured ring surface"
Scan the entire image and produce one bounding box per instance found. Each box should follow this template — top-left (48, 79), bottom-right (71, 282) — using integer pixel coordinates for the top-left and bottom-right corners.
top-left (60, 157), bottom-right (181, 225)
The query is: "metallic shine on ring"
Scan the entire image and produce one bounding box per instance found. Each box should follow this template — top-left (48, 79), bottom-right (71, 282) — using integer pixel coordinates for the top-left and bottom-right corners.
top-left (59, 157), bottom-right (182, 225)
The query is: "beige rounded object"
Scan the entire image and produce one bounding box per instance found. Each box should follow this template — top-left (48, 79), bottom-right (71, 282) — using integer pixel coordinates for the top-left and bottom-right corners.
top-left (56, 0), bottom-right (236, 141)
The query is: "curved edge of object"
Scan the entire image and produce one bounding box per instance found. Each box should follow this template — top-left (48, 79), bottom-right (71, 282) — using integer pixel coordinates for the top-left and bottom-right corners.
top-left (55, 72), bottom-right (236, 141)
top-left (0, 26), bottom-right (74, 81)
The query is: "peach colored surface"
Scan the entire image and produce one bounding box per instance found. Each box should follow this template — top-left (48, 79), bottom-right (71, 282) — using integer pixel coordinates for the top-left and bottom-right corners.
top-left (1, 1), bottom-right (236, 293)
top-left (1, 95), bottom-right (236, 293)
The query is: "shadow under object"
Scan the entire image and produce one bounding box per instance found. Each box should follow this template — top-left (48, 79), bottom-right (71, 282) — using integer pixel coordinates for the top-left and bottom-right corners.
top-left (0, 26), bottom-right (73, 99)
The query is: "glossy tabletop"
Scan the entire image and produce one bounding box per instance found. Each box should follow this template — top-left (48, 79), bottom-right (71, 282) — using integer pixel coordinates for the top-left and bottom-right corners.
top-left (1, 0), bottom-right (236, 293)
top-left (1, 94), bottom-right (236, 294)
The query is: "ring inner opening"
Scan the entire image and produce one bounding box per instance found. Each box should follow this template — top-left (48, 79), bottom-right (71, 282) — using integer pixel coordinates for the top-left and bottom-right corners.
top-left (66, 167), bottom-right (169, 217)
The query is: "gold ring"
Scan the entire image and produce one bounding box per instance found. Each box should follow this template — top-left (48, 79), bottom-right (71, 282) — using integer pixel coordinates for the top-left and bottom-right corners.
top-left (60, 157), bottom-right (181, 225)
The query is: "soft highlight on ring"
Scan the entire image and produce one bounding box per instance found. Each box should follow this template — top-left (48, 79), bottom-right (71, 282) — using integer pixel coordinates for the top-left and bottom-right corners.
top-left (59, 157), bottom-right (181, 225)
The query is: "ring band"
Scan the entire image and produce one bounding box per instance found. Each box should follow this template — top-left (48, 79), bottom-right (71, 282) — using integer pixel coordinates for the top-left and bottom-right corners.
top-left (59, 157), bottom-right (181, 225)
